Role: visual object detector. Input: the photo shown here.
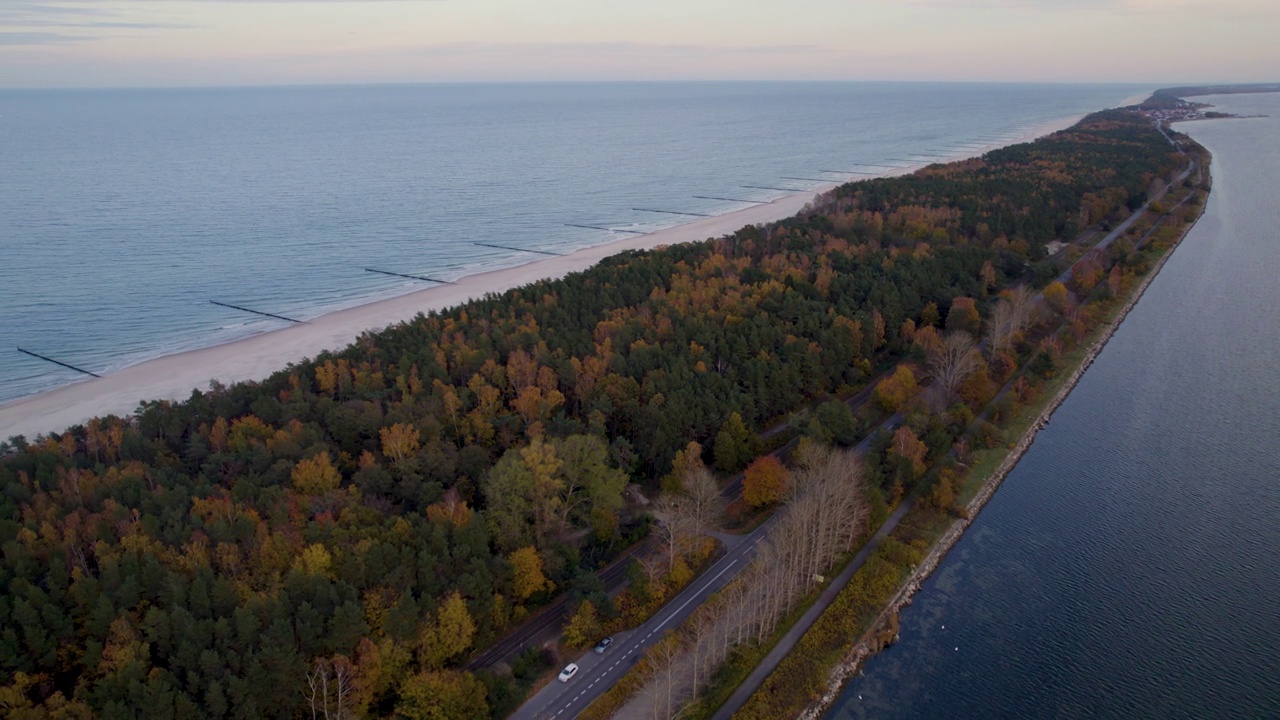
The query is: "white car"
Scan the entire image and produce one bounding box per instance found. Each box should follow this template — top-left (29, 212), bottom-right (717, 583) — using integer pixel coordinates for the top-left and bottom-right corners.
top-left (557, 663), bottom-right (579, 682)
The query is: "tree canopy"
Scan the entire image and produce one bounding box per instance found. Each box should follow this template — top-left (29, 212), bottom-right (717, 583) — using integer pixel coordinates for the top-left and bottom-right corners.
top-left (0, 108), bottom-right (1184, 718)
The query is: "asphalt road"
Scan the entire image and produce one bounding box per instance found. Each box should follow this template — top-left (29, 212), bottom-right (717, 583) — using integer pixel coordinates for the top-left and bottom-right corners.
top-left (511, 410), bottom-right (901, 720)
top-left (512, 513), bottom-right (782, 720)
top-left (464, 539), bottom-right (652, 671)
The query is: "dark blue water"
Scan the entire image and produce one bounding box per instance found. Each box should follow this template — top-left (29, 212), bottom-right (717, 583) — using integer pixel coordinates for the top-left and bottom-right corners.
top-left (828, 93), bottom-right (1280, 720)
top-left (0, 82), bottom-right (1143, 402)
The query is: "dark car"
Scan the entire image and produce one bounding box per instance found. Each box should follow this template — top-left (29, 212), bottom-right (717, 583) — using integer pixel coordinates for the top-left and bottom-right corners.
top-left (593, 637), bottom-right (614, 654)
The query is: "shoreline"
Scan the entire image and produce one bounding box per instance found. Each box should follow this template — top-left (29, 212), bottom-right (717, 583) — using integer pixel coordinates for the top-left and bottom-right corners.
top-left (799, 156), bottom-right (1206, 719)
top-left (0, 113), bottom-right (1088, 441)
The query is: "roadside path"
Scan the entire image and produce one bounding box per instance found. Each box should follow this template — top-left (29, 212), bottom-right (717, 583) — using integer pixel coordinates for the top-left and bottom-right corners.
top-left (705, 417), bottom-right (905, 720)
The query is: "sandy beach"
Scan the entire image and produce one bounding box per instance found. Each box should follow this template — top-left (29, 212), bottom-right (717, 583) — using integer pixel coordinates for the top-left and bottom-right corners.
top-left (0, 112), bottom-right (1097, 441)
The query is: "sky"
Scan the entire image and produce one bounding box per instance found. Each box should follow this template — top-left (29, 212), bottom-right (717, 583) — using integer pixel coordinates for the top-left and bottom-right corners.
top-left (0, 0), bottom-right (1277, 88)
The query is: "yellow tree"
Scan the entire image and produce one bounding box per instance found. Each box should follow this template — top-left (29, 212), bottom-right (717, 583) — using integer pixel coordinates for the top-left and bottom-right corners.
top-left (508, 546), bottom-right (548, 601)
top-left (396, 670), bottom-right (488, 720)
top-left (874, 365), bottom-right (918, 413)
top-left (418, 592), bottom-right (475, 669)
top-left (562, 601), bottom-right (602, 649)
top-left (379, 423), bottom-right (420, 466)
top-left (1043, 281), bottom-right (1070, 316)
top-left (292, 544), bottom-right (333, 577)
top-left (292, 452), bottom-right (341, 495)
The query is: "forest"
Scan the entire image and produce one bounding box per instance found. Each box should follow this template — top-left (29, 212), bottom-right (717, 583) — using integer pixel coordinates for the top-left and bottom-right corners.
top-left (0, 109), bottom-right (1186, 718)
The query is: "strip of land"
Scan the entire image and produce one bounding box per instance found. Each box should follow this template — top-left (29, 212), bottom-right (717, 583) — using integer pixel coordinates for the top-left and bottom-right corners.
top-left (0, 116), bottom-right (1083, 441)
top-left (563, 99), bottom-right (1209, 720)
top-left (0, 94), bottom-right (1198, 720)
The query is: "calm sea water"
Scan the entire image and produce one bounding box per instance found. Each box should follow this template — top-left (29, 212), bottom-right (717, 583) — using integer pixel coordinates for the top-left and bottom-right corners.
top-left (0, 82), bottom-right (1142, 403)
top-left (828, 93), bottom-right (1280, 720)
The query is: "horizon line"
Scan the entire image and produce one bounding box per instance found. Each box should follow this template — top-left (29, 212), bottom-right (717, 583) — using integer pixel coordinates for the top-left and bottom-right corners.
top-left (0, 78), bottom-right (1215, 93)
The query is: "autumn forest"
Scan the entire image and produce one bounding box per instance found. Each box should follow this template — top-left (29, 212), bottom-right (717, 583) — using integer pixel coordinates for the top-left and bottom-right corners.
top-left (0, 109), bottom-right (1193, 719)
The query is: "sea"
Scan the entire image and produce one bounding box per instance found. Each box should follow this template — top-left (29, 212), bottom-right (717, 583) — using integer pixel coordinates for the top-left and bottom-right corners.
top-left (0, 82), bottom-right (1144, 404)
top-left (827, 92), bottom-right (1280, 720)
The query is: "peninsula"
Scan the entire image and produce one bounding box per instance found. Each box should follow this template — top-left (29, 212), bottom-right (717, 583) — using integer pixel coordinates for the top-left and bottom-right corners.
top-left (0, 89), bottom-right (1239, 720)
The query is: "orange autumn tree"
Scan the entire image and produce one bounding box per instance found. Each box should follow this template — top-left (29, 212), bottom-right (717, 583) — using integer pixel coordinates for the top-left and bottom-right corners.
top-left (874, 365), bottom-right (919, 413)
top-left (742, 456), bottom-right (791, 508)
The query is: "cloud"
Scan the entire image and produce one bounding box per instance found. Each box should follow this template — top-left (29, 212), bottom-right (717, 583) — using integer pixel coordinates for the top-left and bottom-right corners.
top-left (276, 40), bottom-right (863, 65)
top-left (0, 30), bottom-right (93, 44)
top-left (872, 0), bottom-right (1108, 8)
top-left (876, 0), bottom-right (1279, 16)
top-left (227, 39), bottom-right (906, 84)
top-left (0, 4), bottom-right (106, 21)
top-left (4, 18), bottom-right (191, 28)
top-left (0, 2), bottom-right (193, 36)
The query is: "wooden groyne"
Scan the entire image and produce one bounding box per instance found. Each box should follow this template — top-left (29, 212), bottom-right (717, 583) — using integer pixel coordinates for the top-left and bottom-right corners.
top-left (565, 223), bottom-right (646, 235)
top-left (632, 208), bottom-right (711, 218)
top-left (473, 243), bottom-right (565, 256)
top-left (16, 348), bottom-right (101, 378)
top-left (209, 300), bottom-right (305, 324)
top-left (363, 268), bottom-right (453, 284)
top-left (692, 195), bottom-right (768, 204)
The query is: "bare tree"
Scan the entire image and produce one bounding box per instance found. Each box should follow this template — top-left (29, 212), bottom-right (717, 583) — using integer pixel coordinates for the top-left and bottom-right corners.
top-left (653, 495), bottom-right (698, 573)
top-left (682, 464), bottom-right (725, 536)
top-left (685, 604), bottom-right (721, 700)
top-left (927, 331), bottom-right (981, 410)
top-left (643, 633), bottom-right (684, 720)
top-left (987, 285), bottom-right (1037, 356)
top-left (622, 445), bottom-right (869, 720)
top-left (303, 656), bottom-right (355, 720)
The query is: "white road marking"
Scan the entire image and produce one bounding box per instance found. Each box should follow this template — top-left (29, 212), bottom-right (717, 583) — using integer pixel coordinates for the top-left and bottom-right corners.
top-left (653, 558), bottom-right (740, 632)
top-left (535, 552), bottom-right (751, 717)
